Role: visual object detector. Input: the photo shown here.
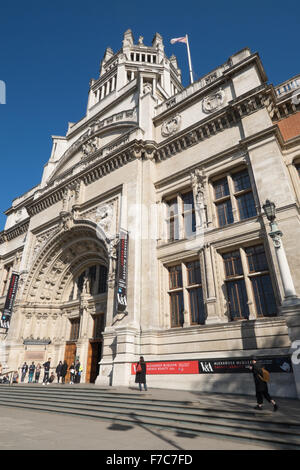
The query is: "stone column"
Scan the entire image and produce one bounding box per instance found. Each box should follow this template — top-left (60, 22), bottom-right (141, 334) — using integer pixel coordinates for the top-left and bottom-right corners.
top-left (268, 224), bottom-right (300, 399)
top-left (202, 244), bottom-right (219, 324)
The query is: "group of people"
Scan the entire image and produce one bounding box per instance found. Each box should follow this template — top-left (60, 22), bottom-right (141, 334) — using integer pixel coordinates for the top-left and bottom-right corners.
top-left (18, 358), bottom-right (83, 385)
top-left (3, 355), bottom-right (278, 411)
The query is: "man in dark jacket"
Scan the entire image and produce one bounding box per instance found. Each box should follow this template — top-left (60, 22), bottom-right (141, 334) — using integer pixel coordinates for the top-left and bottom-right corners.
top-left (250, 357), bottom-right (278, 411)
top-left (56, 361), bottom-right (63, 383)
top-left (21, 362), bottom-right (28, 382)
top-left (61, 361), bottom-right (68, 384)
top-left (135, 356), bottom-right (147, 391)
top-left (42, 358), bottom-right (51, 385)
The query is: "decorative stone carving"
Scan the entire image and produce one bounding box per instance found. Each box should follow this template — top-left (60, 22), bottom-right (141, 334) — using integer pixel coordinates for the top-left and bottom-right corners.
top-left (107, 235), bottom-right (119, 288)
top-left (96, 203), bottom-right (114, 239)
top-left (143, 82), bottom-right (152, 95)
top-left (81, 136), bottom-right (99, 158)
top-left (190, 167), bottom-right (207, 228)
top-left (161, 114), bottom-right (181, 137)
top-left (202, 88), bottom-right (226, 113)
top-left (59, 211), bottom-right (74, 232)
top-left (33, 227), bottom-right (59, 259)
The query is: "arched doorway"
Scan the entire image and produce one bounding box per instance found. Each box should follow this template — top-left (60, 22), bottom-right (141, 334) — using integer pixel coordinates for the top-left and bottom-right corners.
top-left (21, 222), bottom-right (110, 383)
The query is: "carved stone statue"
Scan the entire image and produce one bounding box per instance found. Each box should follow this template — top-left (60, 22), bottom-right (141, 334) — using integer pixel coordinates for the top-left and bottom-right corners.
top-left (190, 168), bottom-right (207, 228)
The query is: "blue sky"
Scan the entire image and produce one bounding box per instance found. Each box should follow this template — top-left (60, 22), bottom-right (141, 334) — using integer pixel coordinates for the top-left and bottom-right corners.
top-left (0, 0), bottom-right (299, 229)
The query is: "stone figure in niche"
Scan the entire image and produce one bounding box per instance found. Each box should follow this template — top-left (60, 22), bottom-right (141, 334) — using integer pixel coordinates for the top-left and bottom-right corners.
top-left (190, 168), bottom-right (207, 228)
top-left (143, 82), bottom-right (153, 95)
top-left (107, 235), bottom-right (119, 287)
top-left (82, 275), bottom-right (90, 295)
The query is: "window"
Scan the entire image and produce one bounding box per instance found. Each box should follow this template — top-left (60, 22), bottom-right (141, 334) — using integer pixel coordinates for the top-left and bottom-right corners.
top-left (245, 246), bottom-right (277, 317)
top-left (186, 261), bottom-right (205, 325)
top-left (165, 190), bottom-right (196, 242)
top-left (70, 318), bottom-right (80, 341)
top-left (232, 169), bottom-right (256, 220)
top-left (93, 315), bottom-right (105, 339)
top-left (182, 192), bottom-right (196, 238)
top-left (166, 198), bottom-right (179, 242)
top-left (222, 244), bottom-right (277, 320)
top-left (69, 264), bottom-right (108, 301)
top-left (223, 250), bottom-right (249, 320)
top-left (168, 261), bottom-right (205, 327)
top-left (212, 168), bottom-right (256, 227)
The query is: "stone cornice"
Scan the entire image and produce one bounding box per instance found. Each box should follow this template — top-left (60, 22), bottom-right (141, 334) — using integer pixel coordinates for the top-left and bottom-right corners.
top-left (25, 139), bottom-right (145, 217)
top-left (0, 219), bottom-right (30, 244)
top-left (154, 85), bottom-right (272, 163)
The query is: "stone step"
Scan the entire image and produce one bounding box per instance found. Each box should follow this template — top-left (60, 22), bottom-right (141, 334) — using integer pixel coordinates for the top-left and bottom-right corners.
top-left (0, 391), bottom-right (299, 449)
top-left (0, 387), bottom-right (298, 428)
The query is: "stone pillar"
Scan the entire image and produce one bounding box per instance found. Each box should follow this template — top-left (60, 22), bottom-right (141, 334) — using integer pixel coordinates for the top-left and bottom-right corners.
top-left (202, 245), bottom-right (219, 324)
top-left (111, 326), bottom-right (140, 387)
top-left (96, 327), bottom-right (116, 386)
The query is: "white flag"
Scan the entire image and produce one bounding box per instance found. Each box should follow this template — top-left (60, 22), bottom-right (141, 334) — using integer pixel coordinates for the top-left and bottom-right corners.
top-left (170, 36), bottom-right (187, 44)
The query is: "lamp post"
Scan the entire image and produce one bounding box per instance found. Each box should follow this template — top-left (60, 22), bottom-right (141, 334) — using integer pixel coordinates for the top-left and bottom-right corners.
top-left (263, 199), bottom-right (298, 305)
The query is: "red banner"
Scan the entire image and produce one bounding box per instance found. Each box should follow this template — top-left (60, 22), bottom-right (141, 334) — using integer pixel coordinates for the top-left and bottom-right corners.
top-left (131, 360), bottom-right (199, 375)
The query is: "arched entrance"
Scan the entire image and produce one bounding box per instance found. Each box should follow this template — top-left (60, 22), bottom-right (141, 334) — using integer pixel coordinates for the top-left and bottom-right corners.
top-left (21, 221), bottom-right (110, 383)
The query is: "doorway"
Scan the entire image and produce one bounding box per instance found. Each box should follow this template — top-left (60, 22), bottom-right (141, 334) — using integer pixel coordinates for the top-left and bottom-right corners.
top-left (64, 342), bottom-right (77, 383)
top-left (86, 340), bottom-right (102, 383)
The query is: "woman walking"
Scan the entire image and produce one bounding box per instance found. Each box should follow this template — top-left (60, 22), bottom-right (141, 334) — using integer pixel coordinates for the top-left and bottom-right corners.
top-left (250, 357), bottom-right (278, 411)
top-left (135, 356), bottom-right (147, 392)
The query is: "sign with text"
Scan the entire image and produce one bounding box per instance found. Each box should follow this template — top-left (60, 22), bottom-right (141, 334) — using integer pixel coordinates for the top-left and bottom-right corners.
top-left (198, 356), bottom-right (293, 374)
top-left (131, 360), bottom-right (199, 375)
top-left (116, 229), bottom-right (129, 312)
top-left (0, 272), bottom-right (19, 330)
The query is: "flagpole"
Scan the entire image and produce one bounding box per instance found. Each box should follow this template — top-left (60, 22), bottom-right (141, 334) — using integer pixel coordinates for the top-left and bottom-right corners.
top-left (185, 34), bottom-right (194, 84)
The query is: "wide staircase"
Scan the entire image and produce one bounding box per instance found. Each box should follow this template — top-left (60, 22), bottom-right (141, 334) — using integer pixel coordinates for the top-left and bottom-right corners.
top-left (0, 384), bottom-right (300, 449)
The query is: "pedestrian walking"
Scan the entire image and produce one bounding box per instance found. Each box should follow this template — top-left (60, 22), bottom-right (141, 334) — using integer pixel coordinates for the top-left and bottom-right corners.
top-left (135, 356), bottom-right (147, 392)
top-left (56, 361), bottom-right (63, 383)
top-left (75, 360), bottom-right (81, 384)
top-left (69, 363), bottom-right (75, 384)
top-left (250, 356), bottom-right (278, 411)
top-left (35, 364), bottom-right (41, 383)
top-left (42, 358), bottom-right (51, 385)
top-left (28, 362), bottom-right (35, 383)
top-left (21, 362), bottom-right (28, 382)
top-left (61, 361), bottom-right (68, 384)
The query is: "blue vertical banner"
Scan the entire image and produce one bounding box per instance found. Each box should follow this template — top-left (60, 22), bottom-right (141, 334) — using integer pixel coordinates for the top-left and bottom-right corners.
top-left (116, 229), bottom-right (129, 313)
top-left (0, 272), bottom-right (19, 330)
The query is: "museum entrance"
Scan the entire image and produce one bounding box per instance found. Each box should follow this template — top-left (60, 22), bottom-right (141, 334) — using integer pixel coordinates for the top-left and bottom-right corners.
top-left (86, 340), bottom-right (103, 383)
top-left (64, 342), bottom-right (77, 382)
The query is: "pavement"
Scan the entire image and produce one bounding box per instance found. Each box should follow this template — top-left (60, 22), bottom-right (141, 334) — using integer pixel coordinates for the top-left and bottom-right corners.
top-left (0, 385), bottom-right (299, 450)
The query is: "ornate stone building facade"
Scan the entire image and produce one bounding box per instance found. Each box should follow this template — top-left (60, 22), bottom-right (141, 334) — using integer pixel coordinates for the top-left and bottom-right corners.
top-left (0, 30), bottom-right (300, 396)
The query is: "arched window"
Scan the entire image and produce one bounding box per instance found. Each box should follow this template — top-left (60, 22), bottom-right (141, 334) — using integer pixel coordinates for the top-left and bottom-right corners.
top-left (68, 264), bottom-right (108, 301)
